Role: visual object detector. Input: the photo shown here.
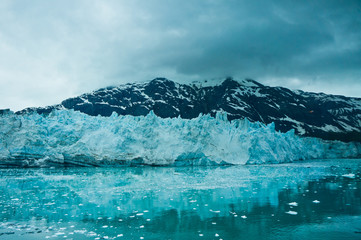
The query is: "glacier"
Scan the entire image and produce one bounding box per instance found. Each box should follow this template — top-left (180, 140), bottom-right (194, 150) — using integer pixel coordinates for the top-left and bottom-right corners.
top-left (0, 109), bottom-right (360, 167)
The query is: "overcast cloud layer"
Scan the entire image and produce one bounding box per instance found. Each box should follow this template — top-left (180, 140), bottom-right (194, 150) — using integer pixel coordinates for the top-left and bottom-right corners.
top-left (0, 0), bottom-right (361, 111)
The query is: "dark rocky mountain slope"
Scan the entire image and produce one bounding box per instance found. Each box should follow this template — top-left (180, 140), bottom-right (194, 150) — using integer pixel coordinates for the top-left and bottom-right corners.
top-left (17, 77), bottom-right (361, 142)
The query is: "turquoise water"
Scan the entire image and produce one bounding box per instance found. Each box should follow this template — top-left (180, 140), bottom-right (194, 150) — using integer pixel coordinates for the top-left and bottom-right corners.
top-left (0, 159), bottom-right (361, 239)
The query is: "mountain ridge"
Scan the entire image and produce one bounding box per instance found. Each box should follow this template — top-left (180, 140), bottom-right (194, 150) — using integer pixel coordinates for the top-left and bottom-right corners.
top-left (16, 77), bottom-right (361, 142)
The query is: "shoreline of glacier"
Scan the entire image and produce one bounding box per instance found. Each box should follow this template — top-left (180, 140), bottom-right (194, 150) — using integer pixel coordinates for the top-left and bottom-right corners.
top-left (0, 110), bottom-right (360, 167)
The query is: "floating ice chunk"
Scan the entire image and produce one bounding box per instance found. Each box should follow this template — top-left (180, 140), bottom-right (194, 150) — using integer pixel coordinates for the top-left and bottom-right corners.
top-left (342, 173), bottom-right (356, 179)
top-left (210, 210), bottom-right (221, 213)
top-left (285, 211), bottom-right (298, 215)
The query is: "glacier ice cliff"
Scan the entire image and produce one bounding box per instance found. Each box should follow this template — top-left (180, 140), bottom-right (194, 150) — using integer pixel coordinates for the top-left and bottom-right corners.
top-left (0, 110), bottom-right (360, 167)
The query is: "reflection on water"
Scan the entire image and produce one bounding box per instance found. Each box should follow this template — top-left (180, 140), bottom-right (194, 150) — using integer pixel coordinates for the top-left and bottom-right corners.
top-left (0, 159), bottom-right (361, 239)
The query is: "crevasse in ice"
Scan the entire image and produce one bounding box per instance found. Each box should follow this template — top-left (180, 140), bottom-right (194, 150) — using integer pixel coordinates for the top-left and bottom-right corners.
top-left (0, 109), bottom-right (360, 167)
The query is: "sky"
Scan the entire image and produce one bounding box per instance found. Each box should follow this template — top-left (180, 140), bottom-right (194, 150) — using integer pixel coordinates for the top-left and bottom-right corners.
top-left (0, 0), bottom-right (361, 111)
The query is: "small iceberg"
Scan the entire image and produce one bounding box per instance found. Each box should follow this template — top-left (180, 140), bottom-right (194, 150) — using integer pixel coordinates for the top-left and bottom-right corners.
top-left (342, 173), bottom-right (356, 179)
top-left (285, 211), bottom-right (298, 215)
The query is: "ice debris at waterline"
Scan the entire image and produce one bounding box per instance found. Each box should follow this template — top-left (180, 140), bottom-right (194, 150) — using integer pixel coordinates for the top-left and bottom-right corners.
top-left (0, 110), bottom-right (360, 167)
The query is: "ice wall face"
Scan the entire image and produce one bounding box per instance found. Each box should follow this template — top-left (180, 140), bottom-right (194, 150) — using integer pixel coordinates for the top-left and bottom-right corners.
top-left (0, 110), bottom-right (360, 167)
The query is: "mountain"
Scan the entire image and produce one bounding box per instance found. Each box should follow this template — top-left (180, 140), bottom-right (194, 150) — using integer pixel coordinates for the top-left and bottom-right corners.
top-left (17, 77), bottom-right (361, 142)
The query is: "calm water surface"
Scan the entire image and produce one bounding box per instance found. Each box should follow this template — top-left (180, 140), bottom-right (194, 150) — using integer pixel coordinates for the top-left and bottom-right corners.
top-left (0, 159), bottom-right (361, 239)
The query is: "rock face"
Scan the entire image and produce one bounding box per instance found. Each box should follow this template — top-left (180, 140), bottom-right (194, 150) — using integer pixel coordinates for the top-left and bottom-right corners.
top-left (17, 77), bottom-right (361, 142)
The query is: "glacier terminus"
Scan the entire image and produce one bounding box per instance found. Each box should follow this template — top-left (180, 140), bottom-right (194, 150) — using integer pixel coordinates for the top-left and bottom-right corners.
top-left (0, 109), bottom-right (360, 167)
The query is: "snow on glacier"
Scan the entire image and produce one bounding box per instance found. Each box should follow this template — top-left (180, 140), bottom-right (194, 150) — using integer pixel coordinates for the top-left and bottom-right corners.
top-left (0, 109), bottom-right (360, 167)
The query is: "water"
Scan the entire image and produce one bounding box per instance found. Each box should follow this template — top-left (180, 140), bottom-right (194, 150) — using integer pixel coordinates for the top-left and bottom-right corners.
top-left (0, 159), bottom-right (361, 240)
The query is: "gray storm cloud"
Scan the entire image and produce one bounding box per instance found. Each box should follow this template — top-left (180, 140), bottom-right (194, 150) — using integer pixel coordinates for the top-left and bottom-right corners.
top-left (0, 0), bottom-right (360, 111)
